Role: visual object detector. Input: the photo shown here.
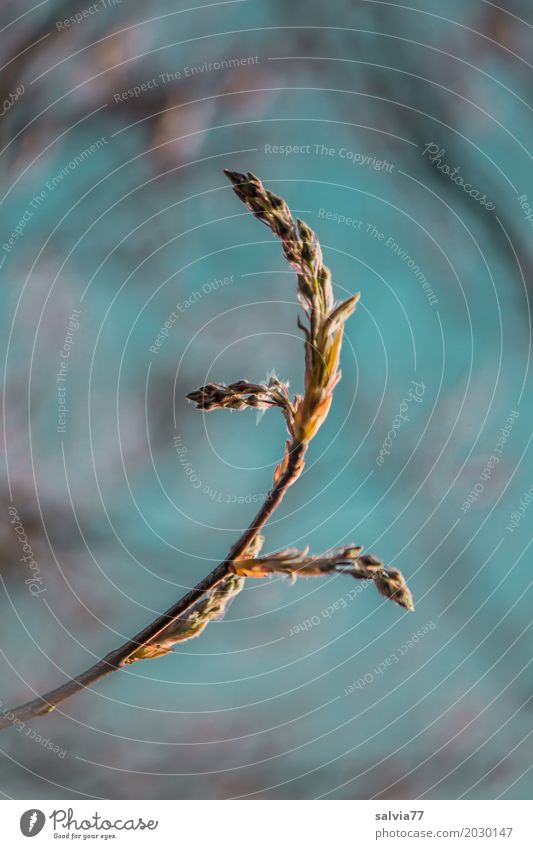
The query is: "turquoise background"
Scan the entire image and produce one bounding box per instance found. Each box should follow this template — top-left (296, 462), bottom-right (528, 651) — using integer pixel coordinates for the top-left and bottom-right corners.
top-left (0, 0), bottom-right (532, 799)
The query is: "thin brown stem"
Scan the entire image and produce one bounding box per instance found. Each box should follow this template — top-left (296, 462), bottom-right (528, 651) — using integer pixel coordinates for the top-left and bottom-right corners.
top-left (0, 171), bottom-right (412, 731)
top-left (0, 441), bottom-right (306, 730)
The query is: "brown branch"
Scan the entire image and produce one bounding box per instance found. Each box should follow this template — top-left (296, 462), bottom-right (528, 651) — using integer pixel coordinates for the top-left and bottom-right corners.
top-left (0, 170), bottom-right (413, 731)
top-left (0, 442), bottom-right (305, 729)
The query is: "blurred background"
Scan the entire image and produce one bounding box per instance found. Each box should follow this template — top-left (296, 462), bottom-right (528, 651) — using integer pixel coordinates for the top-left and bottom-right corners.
top-left (1, 0), bottom-right (532, 800)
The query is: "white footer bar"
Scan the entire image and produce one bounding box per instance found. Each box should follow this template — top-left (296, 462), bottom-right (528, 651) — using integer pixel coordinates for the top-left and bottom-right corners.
top-left (2, 800), bottom-right (530, 848)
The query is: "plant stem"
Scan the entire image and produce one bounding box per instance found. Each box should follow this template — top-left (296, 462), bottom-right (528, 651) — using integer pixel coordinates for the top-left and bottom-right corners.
top-left (0, 442), bottom-right (306, 730)
top-left (0, 170), bottom-right (412, 731)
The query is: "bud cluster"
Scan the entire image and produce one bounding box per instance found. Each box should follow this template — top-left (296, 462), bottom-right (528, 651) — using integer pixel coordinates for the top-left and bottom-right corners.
top-left (125, 573), bottom-right (246, 662)
top-left (233, 545), bottom-right (414, 611)
top-left (224, 169), bottom-right (359, 446)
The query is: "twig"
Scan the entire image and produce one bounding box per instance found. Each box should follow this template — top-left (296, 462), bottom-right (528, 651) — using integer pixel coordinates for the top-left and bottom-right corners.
top-left (233, 546), bottom-right (414, 611)
top-left (0, 447), bottom-right (303, 728)
top-left (0, 171), bottom-right (413, 731)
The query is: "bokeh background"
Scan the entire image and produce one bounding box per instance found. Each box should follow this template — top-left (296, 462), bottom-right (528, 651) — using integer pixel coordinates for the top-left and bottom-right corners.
top-left (1, 0), bottom-right (532, 800)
